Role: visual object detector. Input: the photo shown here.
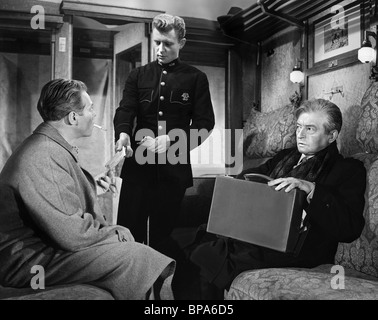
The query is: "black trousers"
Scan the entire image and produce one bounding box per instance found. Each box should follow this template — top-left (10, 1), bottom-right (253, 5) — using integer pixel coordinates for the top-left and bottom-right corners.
top-left (117, 180), bottom-right (186, 249)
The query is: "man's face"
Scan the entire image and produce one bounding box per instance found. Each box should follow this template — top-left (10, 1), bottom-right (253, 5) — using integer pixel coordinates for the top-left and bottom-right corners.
top-left (296, 111), bottom-right (335, 156)
top-left (152, 28), bottom-right (185, 64)
top-left (76, 91), bottom-right (96, 137)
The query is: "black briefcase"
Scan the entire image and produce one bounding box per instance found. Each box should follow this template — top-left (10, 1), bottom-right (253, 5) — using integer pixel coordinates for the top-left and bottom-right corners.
top-left (206, 175), bottom-right (309, 255)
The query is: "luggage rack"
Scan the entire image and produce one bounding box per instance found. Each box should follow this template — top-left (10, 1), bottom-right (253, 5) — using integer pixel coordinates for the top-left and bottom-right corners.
top-left (217, 0), bottom-right (356, 44)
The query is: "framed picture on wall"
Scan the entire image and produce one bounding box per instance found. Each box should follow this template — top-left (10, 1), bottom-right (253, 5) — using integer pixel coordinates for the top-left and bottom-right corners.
top-left (307, 0), bottom-right (365, 75)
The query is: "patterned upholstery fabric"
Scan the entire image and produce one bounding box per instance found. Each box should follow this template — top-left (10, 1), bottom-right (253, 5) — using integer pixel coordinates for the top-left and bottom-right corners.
top-left (356, 81), bottom-right (378, 153)
top-left (337, 105), bottom-right (363, 156)
top-left (2, 284), bottom-right (114, 300)
top-left (335, 153), bottom-right (378, 278)
top-left (226, 265), bottom-right (378, 300)
top-left (243, 104), bottom-right (296, 159)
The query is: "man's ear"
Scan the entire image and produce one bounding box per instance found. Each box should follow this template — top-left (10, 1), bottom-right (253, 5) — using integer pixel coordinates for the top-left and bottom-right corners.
top-left (179, 38), bottom-right (186, 50)
top-left (67, 111), bottom-right (78, 126)
top-left (328, 130), bottom-right (338, 143)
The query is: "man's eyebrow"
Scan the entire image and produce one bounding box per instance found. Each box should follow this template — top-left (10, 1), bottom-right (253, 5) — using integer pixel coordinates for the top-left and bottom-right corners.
top-left (296, 123), bottom-right (316, 127)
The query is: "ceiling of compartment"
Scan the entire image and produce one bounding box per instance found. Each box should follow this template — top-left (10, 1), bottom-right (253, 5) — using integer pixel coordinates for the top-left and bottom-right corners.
top-left (217, 0), bottom-right (366, 44)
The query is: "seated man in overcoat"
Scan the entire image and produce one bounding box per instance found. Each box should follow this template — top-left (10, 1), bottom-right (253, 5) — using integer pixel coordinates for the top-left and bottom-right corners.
top-left (0, 79), bottom-right (175, 300)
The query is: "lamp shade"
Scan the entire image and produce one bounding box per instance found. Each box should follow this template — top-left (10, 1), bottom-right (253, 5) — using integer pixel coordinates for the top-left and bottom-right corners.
top-left (290, 69), bottom-right (304, 83)
top-left (358, 46), bottom-right (375, 63)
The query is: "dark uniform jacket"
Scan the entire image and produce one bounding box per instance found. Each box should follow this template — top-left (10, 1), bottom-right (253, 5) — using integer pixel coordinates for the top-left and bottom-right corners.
top-left (114, 59), bottom-right (215, 188)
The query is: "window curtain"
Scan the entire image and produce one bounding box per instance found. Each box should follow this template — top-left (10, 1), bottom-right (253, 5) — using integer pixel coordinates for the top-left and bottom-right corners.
top-left (0, 52), bottom-right (51, 170)
top-left (0, 54), bottom-right (114, 179)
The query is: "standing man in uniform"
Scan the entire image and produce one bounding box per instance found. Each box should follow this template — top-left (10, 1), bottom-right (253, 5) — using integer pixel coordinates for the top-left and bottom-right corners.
top-left (113, 14), bottom-right (215, 250)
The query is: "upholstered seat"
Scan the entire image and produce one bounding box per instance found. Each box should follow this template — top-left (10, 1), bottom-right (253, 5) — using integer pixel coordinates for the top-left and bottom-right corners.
top-left (0, 284), bottom-right (114, 300)
top-left (227, 265), bottom-right (378, 300)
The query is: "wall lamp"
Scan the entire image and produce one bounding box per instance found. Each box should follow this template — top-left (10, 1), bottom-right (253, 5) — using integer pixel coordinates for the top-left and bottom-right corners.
top-left (358, 29), bottom-right (378, 80)
top-left (289, 60), bottom-right (304, 108)
top-left (290, 60), bottom-right (304, 84)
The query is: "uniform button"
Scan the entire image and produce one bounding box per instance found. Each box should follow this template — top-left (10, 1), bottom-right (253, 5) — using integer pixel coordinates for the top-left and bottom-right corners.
top-left (160, 96), bottom-right (165, 101)
top-left (163, 70), bottom-right (167, 75)
top-left (158, 125), bottom-right (163, 130)
top-left (161, 82), bottom-right (165, 86)
top-left (159, 111), bottom-right (163, 116)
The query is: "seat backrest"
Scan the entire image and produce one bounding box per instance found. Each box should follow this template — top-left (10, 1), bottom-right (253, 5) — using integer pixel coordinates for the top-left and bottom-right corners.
top-left (243, 104), bottom-right (297, 161)
top-left (335, 153), bottom-right (378, 277)
top-left (335, 81), bottom-right (378, 278)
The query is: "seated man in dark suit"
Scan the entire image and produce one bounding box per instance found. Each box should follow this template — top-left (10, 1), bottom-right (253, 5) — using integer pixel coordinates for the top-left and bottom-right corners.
top-left (189, 98), bottom-right (366, 299)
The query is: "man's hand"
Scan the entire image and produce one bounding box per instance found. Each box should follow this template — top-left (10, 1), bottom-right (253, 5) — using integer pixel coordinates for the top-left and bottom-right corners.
top-left (138, 135), bottom-right (155, 150)
top-left (139, 135), bottom-right (171, 153)
top-left (115, 132), bottom-right (133, 158)
top-left (154, 135), bottom-right (171, 153)
top-left (95, 170), bottom-right (117, 195)
top-left (268, 177), bottom-right (315, 195)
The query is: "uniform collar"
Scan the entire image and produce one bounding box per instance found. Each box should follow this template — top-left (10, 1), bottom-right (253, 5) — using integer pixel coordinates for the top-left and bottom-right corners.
top-left (157, 58), bottom-right (180, 69)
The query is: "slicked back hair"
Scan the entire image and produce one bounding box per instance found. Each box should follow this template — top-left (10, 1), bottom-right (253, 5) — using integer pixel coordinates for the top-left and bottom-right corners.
top-left (37, 79), bottom-right (87, 121)
top-left (152, 14), bottom-right (186, 40)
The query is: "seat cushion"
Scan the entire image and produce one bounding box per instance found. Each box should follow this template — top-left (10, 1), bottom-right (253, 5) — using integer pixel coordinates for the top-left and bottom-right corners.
top-left (1, 284), bottom-right (114, 300)
top-left (226, 264), bottom-right (378, 300)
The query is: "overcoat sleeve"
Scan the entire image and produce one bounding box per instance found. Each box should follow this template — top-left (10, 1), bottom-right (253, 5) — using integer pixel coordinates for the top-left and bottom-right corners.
top-left (18, 148), bottom-right (129, 252)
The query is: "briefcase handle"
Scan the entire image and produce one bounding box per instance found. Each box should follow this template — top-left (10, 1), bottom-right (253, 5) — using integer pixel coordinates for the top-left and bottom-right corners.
top-left (243, 173), bottom-right (272, 184)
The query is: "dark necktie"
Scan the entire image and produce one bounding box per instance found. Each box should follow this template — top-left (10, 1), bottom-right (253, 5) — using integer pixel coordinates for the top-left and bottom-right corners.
top-left (294, 155), bottom-right (309, 169)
